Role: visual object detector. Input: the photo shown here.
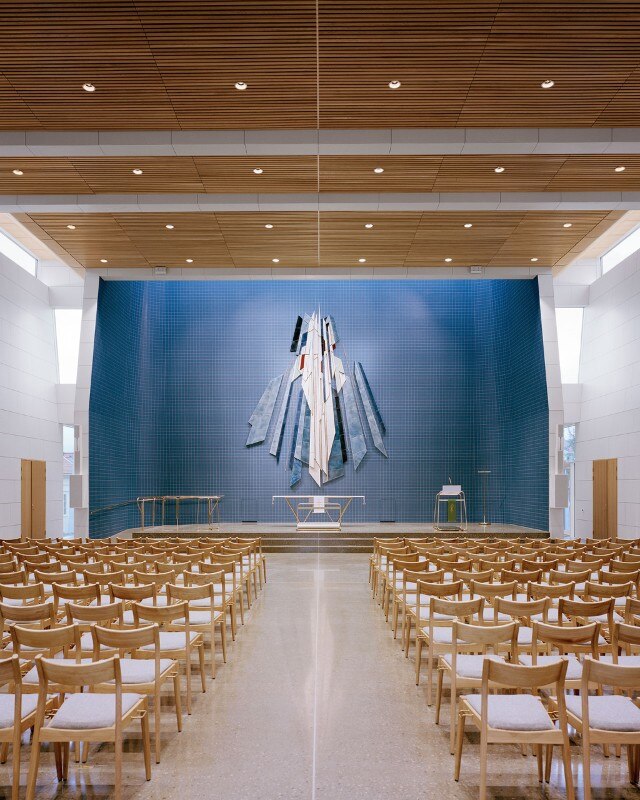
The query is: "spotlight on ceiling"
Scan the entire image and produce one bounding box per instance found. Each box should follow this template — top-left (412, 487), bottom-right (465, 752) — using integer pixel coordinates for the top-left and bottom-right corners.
top-left (358, 258), bottom-right (367, 263)
top-left (615, 166), bottom-right (626, 172)
top-left (82, 83), bottom-right (96, 92)
top-left (272, 258), bottom-right (280, 263)
top-left (165, 224), bottom-right (175, 230)
top-left (464, 223), bottom-right (473, 228)
top-left (541, 79), bottom-right (555, 89)
top-left (253, 168), bottom-right (264, 174)
top-left (12, 169), bottom-right (23, 176)
top-left (365, 223), bottom-right (374, 229)
top-left (373, 167), bottom-right (384, 174)
top-left (132, 168), bottom-right (143, 175)
top-left (530, 257), bottom-right (539, 262)
top-left (66, 224), bottom-right (76, 230)
top-left (186, 258), bottom-right (194, 263)
top-left (100, 258), bottom-right (108, 263)
top-left (388, 80), bottom-right (401, 89)
top-left (494, 166), bottom-right (505, 173)
top-left (563, 222), bottom-right (572, 228)
top-left (444, 258), bottom-right (453, 263)
top-left (235, 81), bottom-right (248, 91)
top-left (265, 223), bottom-right (274, 229)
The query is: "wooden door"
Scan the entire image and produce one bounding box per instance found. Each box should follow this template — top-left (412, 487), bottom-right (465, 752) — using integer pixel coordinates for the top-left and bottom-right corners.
top-left (593, 458), bottom-right (617, 539)
top-left (21, 459), bottom-right (46, 539)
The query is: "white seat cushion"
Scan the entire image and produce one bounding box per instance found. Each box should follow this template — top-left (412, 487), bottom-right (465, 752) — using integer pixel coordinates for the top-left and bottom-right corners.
top-left (139, 596), bottom-right (169, 607)
top-left (48, 693), bottom-right (142, 730)
top-left (480, 608), bottom-right (512, 622)
top-left (517, 627), bottom-right (534, 645)
top-left (532, 608), bottom-right (559, 623)
top-left (116, 659), bottom-right (175, 684)
top-left (464, 694), bottom-right (554, 731)
top-left (79, 632), bottom-right (114, 652)
top-left (0, 694), bottom-right (39, 728)
top-left (23, 657), bottom-right (94, 685)
top-left (140, 631), bottom-right (200, 652)
top-left (441, 654), bottom-right (504, 679)
top-left (519, 655), bottom-right (582, 681)
top-left (599, 654), bottom-right (640, 667)
top-left (565, 695), bottom-right (640, 732)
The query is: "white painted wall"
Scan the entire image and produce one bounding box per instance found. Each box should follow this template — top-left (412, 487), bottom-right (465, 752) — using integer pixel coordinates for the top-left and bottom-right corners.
top-left (574, 249), bottom-right (640, 539)
top-left (0, 252), bottom-right (63, 538)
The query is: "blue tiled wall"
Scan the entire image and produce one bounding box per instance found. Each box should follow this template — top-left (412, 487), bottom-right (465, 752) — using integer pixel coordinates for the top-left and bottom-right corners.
top-left (89, 279), bottom-right (548, 536)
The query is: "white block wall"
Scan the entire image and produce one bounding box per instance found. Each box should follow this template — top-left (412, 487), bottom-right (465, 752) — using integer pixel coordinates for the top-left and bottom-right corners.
top-left (0, 252), bottom-right (62, 538)
top-left (575, 249), bottom-right (640, 539)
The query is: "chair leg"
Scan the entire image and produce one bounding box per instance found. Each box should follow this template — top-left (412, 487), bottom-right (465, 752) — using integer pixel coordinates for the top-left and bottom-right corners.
top-left (82, 741), bottom-right (89, 763)
top-left (479, 730), bottom-right (488, 800)
top-left (435, 668), bottom-right (443, 724)
top-left (415, 637), bottom-right (423, 685)
top-left (220, 618), bottom-right (227, 663)
top-left (12, 729), bottom-right (21, 800)
top-left (154, 692), bottom-right (162, 764)
top-left (74, 739), bottom-right (81, 763)
top-left (230, 603), bottom-right (237, 640)
top-left (262, 558), bottom-right (267, 583)
top-left (427, 645), bottom-right (433, 706)
top-left (198, 644), bottom-right (207, 691)
top-left (25, 726), bottom-right (41, 800)
top-left (392, 598), bottom-right (399, 638)
top-left (185, 654), bottom-right (192, 715)
top-left (449, 688), bottom-right (457, 755)
top-left (209, 627), bottom-right (217, 679)
top-left (536, 745), bottom-right (543, 783)
top-left (453, 711), bottom-right (465, 781)
top-left (562, 732), bottom-right (575, 800)
top-left (544, 744), bottom-right (553, 783)
top-left (114, 729), bottom-right (122, 800)
top-left (141, 711), bottom-right (152, 781)
top-left (0, 741), bottom-right (9, 764)
top-left (582, 733), bottom-right (591, 800)
top-left (173, 672), bottom-right (183, 732)
top-left (238, 591), bottom-right (245, 625)
top-left (62, 743), bottom-right (69, 781)
top-left (54, 742), bottom-right (63, 782)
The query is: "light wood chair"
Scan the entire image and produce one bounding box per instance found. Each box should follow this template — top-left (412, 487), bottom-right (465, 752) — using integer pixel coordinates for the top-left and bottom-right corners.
top-left (521, 621), bottom-right (600, 690)
top-left (0, 583), bottom-right (46, 608)
top-left (549, 657), bottom-right (640, 800)
top-left (405, 577), bottom-right (458, 658)
top-left (167, 581), bottom-right (226, 678)
top-left (91, 623), bottom-right (181, 763)
top-left (26, 655), bottom-right (151, 800)
top-left (436, 620), bottom-right (518, 753)
top-left (0, 655), bottom-right (56, 800)
top-left (132, 600), bottom-right (205, 715)
top-left (455, 658), bottom-right (574, 800)
top-left (416, 595), bottom-right (484, 704)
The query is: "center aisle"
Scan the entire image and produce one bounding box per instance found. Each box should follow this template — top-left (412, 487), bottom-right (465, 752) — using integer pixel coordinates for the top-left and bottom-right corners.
top-left (135, 553), bottom-right (573, 800)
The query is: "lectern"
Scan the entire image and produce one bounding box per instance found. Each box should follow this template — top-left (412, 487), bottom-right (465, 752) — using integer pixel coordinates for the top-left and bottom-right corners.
top-left (433, 485), bottom-right (467, 532)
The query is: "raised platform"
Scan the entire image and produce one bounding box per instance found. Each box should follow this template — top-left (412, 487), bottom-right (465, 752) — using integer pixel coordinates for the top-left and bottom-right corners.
top-left (123, 522), bottom-right (549, 553)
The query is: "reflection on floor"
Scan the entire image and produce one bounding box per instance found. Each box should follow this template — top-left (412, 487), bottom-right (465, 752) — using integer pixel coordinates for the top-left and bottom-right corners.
top-left (19, 554), bottom-right (640, 799)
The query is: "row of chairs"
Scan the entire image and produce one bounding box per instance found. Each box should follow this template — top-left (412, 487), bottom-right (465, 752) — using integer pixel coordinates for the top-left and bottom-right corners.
top-left (369, 535), bottom-right (640, 800)
top-left (0, 533), bottom-right (267, 800)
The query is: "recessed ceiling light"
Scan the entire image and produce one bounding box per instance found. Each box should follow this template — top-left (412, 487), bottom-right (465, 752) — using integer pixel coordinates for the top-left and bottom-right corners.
top-left (365, 223), bottom-right (374, 229)
top-left (12, 169), bottom-right (23, 176)
top-left (100, 258), bottom-right (108, 263)
top-left (388, 80), bottom-right (401, 89)
top-left (186, 258), bottom-right (194, 263)
top-left (235, 81), bottom-right (248, 91)
top-left (66, 224), bottom-right (76, 230)
top-left (464, 223), bottom-right (473, 228)
top-left (444, 257), bottom-right (453, 263)
top-left (494, 166), bottom-right (505, 173)
top-left (272, 258), bottom-right (280, 263)
top-left (253, 168), bottom-right (264, 174)
top-left (265, 223), bottom-right (274, 229)
top-left (530, 257), bottom-right (539, 262)
top-left (165, 224), bottom-right (174, 230)
top-left (358, 258), bottom-right (367, 263)
top-left (563, 222), bottom-right (572, 228)
top-left (82, 83), bottom-right (96, 93)
top-left (541, 79), bottom-right (555, 89)
top-left (615, 166), bottom-right (626, 172)
top-left (373, 167), bottom-right (384, 174)
top-left (132, 168), bottom-right (143, 175)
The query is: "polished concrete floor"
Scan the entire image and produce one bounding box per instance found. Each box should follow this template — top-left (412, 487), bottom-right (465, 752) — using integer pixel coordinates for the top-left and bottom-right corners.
top-left (17, 554), bottom-right (640, 800)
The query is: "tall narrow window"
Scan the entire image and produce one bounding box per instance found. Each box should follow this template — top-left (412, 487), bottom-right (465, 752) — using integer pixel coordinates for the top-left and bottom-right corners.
top-left (555, 308), bottom-right (583, 384)
top-left (54, 309), bottom-right (82, 383)
top-left (563, 424), bottom-right (576, 538)
top-left (62, 425), bottom-right (75, 535)
top-left (602, 226), bottom-right (640, 275)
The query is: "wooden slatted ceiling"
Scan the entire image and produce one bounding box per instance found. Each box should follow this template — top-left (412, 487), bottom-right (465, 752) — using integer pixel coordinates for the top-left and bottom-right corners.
top-left (2, 155), bottom-right (640, 194)
top-left (1, 3), bottom-right (640, 129)
top-left (26, 211), bottom-right (616, 269)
